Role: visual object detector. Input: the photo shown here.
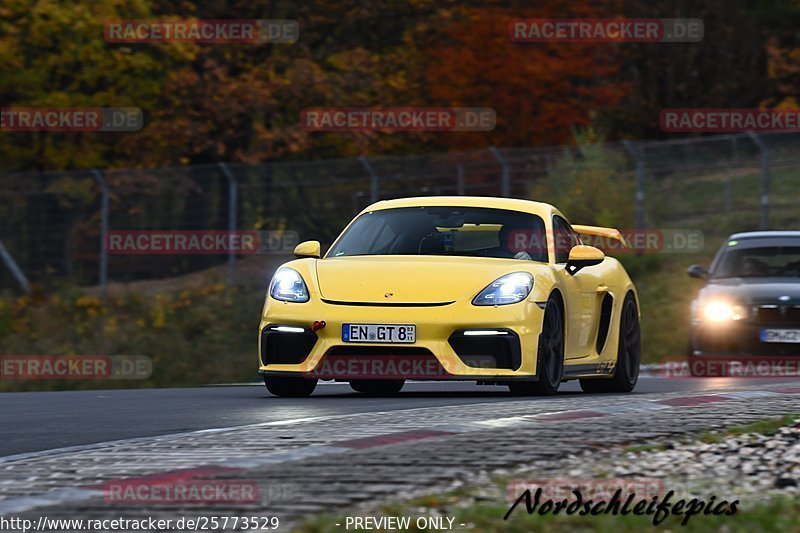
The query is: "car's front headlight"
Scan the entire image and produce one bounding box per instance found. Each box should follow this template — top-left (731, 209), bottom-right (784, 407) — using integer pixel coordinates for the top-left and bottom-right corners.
top-left (269, 268), bottom-right (309, 302)
top-left (472, 272), bottom-right (533, 306)
top-left (701, 300), bottom-right (748, 322)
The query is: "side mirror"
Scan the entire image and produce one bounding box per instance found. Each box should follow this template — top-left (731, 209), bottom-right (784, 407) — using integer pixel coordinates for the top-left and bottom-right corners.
top-left (294, 240), bottom-right (321, 258)
top-left (566, 245), bottom-right (605, 276)
top-left (687, 264), bottom-right (708, 279)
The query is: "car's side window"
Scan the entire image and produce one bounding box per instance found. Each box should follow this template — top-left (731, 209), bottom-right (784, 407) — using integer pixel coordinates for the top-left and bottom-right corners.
top-left (553, 215), bottom-right (578, 264)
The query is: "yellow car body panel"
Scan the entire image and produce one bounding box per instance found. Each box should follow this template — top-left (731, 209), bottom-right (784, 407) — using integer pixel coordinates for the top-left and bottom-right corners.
top-left (259, 196), bottom-right (638, 382)
top-left (572, 224), bottom-right (629, 248)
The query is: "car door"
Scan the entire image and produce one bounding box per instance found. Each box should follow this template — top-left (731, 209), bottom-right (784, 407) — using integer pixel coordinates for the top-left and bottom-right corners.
top-left (552, 215), bottom-right (602, 359)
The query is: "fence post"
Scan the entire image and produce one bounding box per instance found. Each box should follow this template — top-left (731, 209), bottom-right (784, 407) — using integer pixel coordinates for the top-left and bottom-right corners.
top-left (0, 239), bottom-right (31, 294)
top-left (359, 156), bottom-right (380, 203)
top-left (746, 132), bottom-right (770, 230)
top-left (351, 191), bottom-right (365, 215)
top-left (489, 146), bottom-right (510, 197)
top-left (218, 162), bottom-right (238, 285)
top-left (622, 141), bottom-right (646, 231)
top-left (91, 169), bottom-right (109, 298)
top-left (724, 135), bottom-right (739, 213)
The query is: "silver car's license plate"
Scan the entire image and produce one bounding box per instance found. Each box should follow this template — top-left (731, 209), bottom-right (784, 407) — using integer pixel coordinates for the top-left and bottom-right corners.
top-left (760, 329), bottom-right (800, 343)
top-left (342, 323), bottom-right (416, 343)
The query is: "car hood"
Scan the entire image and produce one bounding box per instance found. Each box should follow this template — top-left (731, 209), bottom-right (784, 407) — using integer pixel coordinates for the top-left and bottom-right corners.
top-left (699, 278), bottom-right (800, 305)
top-left (314, 256), bottom-right (527, 304)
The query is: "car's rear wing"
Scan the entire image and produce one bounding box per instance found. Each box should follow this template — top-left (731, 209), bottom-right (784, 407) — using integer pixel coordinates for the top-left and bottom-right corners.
top-left (572, 225), bottom-right (628, 248)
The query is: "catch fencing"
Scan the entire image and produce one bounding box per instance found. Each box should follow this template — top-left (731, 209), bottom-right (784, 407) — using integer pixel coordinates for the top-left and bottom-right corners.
top-left (0, 131), bottom-right (798, 294)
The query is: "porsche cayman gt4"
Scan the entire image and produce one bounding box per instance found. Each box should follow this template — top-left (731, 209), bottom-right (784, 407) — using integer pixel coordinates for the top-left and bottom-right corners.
top-left (259, 197), bottom-right (640, 397)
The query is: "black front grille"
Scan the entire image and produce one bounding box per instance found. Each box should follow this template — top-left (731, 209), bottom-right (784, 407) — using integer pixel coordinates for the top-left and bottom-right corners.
top-left (448, 329), bottom-right (522, 370)
top-left (753, 306), bottom-right (781, 325)
top-left (260, 326), bottom-right (318, 365)
top-left (753, 305), bottom-right (800, 325)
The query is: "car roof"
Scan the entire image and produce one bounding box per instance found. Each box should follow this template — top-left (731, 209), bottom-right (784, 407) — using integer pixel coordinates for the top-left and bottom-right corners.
top-left (728, 231), bottom-right (800, 240)
top-left (362, 196), bottom-right (561, 219)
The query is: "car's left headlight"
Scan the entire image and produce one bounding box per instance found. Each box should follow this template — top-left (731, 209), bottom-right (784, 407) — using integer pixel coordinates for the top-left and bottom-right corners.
top-left (472, 272), bottom-right (533, 306)
top-left (701, 300), bottom-right (749, 322)
top-left (269, 268), bottom-right (309, 302)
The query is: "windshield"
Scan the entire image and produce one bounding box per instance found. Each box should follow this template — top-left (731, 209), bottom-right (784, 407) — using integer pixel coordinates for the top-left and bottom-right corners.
top-left (712, 245), bottom-right (800, 278)
top-left (327, 206), bottom-right (547, 262)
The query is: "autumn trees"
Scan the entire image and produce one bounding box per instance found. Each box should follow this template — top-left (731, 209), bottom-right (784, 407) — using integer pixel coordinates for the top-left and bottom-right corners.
top-left (0, 0), bottom-right (798, 171)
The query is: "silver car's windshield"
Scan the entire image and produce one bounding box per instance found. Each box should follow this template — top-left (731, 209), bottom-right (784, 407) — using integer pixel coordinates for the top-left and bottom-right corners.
top-left (712, 245), bottom-right (800, 278)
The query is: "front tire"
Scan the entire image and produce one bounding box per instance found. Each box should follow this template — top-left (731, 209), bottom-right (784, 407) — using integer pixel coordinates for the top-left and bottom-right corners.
top-left (350, 379), bottom-right (405, 396)
top-left (580, 292), bottom-right (640, 393)
top-left (509, 295), bottom-right (564, 396)
top-left (264, 376), bottom-right (318, 397)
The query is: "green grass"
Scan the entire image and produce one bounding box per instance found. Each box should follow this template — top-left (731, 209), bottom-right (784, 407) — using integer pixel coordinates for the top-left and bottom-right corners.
top-left (623, 442), bottom-right (670, 454)
top-left (697, 414), bottom-right (798, 444)
top-left (626, 257), bottom-right (704, 363)
top-left (0, 285), bottom-right (263, 391)
top-left (621, 415), bottom-right (798, 450)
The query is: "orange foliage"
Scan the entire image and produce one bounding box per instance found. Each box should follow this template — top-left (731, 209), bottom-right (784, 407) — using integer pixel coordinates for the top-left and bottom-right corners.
top-left (417, 4), bottom-right (630, 149)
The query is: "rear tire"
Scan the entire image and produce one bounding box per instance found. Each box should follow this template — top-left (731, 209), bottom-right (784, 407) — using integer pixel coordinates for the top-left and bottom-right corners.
top-left (264, 376), bottom-right (317, 397)
top-left (580, 292), bottom-right (640, 393)
top-left (509, 295), bottom-right (564, 396)
top-left (350, 379), bottom-right (405, 396)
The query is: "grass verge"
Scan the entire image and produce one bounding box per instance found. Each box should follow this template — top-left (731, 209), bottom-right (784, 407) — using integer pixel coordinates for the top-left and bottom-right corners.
top-left (0, 284), bottom-right (263, 391)
top-left (697, 414), bottom-right (798, 444)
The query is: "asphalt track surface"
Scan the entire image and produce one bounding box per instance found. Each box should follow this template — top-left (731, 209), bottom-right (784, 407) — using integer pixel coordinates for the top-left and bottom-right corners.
top-left (2, 376), bottom-right (798, 457)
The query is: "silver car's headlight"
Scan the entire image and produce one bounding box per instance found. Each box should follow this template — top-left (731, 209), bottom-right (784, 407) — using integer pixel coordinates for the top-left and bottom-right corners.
top-left (701, 300), bottom-right (749, 322)
top-left (472, 272), bottom-right (533, 306)
top-left (269, 268), bottom-right (309, 302)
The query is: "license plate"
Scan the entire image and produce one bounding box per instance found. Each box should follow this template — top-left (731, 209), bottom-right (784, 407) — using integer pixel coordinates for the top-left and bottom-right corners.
top-left (760, 329), bottom-right (800, 343)
top-left (342, 324), bottom-right (416, 343)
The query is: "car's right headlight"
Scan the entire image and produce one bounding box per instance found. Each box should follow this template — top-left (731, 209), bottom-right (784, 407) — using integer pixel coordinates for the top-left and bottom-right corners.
top-left (269, 268), bottom-right (309, 302)
top-left (472, 272), bottom-right (533, 306)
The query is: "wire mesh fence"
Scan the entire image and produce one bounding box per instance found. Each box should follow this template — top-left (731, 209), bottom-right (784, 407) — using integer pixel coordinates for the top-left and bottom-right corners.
top-left (1, 131), bottom-right (799, 294)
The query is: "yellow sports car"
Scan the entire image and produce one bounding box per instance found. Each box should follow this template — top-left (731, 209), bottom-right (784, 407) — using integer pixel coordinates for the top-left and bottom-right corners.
top-left (259, 197), bottom-right (640, 396)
